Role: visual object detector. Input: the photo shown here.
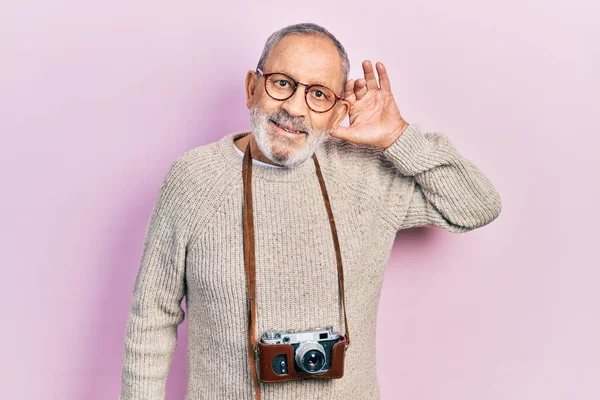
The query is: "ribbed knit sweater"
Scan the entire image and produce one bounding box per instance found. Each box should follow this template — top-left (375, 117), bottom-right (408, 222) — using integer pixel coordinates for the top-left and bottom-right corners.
top-left (119, 123), bottom-right (502, 400)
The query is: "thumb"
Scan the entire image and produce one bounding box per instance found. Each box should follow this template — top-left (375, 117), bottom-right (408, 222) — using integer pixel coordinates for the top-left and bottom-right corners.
top-left (331, 124), bottom-right (361, 144)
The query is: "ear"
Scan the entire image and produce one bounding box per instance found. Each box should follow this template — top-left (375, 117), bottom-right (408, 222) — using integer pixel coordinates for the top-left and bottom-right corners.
top-left (326, 99), bottom-right (350, 133)
top-left (245, 70), bottom-right (258, 109)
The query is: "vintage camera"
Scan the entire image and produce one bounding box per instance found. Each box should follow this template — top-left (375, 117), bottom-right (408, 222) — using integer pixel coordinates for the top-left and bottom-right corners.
top-left (257, 325), bottom-right (347, 383)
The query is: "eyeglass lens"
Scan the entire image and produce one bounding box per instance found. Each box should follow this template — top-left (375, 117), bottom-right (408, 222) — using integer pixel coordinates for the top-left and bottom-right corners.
top-left (265, 73), bottom-right (336, 112)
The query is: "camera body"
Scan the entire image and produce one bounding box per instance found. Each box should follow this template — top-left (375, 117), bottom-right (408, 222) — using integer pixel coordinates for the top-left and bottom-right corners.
top-left (257, 325), bottom-right (347, 383)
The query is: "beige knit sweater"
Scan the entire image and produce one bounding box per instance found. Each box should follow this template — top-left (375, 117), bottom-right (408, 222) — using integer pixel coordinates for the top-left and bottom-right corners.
top-left (119, 124), bottom-right (502, 400)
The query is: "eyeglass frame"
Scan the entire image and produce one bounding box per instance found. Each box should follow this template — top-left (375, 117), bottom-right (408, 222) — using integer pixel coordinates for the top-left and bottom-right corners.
top-left (256, 68), bottom-right (343, 114)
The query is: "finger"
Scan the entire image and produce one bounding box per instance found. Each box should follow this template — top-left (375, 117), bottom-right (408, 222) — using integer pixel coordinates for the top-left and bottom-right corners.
top-left (376, 62), bottom-right (391, 92)
top-left (343, 79), bottom-right (357, 105)
top-left (362, 60), bottom-right (379, 90)
top-left (354, 78), bottom-right (368, 100)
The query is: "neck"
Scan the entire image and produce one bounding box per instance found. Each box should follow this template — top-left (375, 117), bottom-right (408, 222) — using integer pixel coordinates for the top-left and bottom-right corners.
top-left (234, 133), bottom-right (283, 167)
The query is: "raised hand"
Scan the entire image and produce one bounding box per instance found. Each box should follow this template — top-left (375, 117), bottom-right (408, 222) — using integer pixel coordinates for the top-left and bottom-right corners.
top-left (333, 60), bottom-right (409, 149)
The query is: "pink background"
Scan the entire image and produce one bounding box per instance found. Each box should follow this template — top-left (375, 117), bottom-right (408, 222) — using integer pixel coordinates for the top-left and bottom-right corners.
top-left (1, 1), bottom-right (598, 399)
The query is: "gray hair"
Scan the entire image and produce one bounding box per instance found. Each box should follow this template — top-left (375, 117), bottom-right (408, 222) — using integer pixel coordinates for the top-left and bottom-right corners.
top-left (256, 23), bottom-right (350, 95)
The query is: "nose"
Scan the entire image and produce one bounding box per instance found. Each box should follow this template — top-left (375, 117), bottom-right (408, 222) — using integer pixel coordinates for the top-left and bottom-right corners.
top-left (281, 84), bottom-right (308, 118)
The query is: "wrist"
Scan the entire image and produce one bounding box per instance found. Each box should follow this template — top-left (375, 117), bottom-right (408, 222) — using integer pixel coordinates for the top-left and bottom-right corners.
top-left (381, 120), bottom-right (409, 149)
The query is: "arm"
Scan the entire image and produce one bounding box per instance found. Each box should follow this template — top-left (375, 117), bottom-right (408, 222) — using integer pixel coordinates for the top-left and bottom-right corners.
top-left (332, 60), bottom-right (500, 233)
top-left (381, 123), bottom-right (502, 233)
top-left (120, 158), bottom-right (195, 400)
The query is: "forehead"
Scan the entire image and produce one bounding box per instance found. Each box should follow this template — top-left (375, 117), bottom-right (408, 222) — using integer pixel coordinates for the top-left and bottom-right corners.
top-left (263, 34), bottom-right (343, 90)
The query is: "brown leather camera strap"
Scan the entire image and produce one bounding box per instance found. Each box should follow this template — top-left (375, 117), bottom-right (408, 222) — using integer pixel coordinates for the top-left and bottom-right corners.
top-left (242, 138), bottom-right (350, 400)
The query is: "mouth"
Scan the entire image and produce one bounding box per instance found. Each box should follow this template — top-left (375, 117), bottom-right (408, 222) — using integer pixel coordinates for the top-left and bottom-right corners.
top-left (270, 119), bottom-right (307, 135)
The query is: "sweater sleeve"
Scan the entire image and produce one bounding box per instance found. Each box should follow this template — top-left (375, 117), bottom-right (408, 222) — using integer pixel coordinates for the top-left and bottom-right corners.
top-left (380, 123), bottom-right (502, 233)
top-left (120, 157), bottom-right (196, 400)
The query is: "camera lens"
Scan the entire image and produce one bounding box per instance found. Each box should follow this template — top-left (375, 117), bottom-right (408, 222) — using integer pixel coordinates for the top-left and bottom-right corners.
top-left (302, 350), bottom-right (325, 372)
top-left (295, 341), bottom-right (326, 374)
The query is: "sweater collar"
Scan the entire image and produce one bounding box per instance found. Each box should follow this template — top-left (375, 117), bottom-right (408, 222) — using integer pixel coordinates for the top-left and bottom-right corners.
top-left (218, 131), bottom-right (317, 182)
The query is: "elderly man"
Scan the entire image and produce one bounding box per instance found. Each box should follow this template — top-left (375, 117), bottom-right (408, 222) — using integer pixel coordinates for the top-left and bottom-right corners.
top-left (120, 23), bottom-right (501, 400)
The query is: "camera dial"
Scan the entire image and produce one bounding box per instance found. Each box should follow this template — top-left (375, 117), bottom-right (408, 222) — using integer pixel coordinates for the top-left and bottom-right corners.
top-left (264, 330), bottom-right (281, 340)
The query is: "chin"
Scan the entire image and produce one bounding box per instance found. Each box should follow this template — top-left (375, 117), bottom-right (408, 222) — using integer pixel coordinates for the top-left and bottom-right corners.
top-left (268, 147), bottom-right (310, 168)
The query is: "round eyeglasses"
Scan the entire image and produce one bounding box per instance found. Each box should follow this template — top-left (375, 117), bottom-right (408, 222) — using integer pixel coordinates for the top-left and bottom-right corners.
top-left (257, 68), bottom-right (342, 113)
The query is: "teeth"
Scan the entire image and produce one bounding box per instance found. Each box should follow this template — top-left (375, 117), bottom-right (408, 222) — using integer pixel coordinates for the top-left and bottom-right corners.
top-left (275, 121), bottom-right (302, 134)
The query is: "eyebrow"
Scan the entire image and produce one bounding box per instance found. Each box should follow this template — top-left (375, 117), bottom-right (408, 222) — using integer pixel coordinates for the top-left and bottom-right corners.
top-left (279, 71), bottom-right (332, 88)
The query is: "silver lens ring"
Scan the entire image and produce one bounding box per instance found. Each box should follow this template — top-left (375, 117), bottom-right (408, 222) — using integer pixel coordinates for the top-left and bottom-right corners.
top-left (294, 341), bottom-right (327, 374)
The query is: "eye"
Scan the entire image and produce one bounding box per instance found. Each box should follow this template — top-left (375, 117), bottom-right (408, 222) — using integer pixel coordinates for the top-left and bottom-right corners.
top-left (276, 80), bottom-right (289, 87)
top-left (310, 88), bottom-right (329, 100)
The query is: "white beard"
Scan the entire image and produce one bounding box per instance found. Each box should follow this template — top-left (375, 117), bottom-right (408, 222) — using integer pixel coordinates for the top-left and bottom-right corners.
top-left (249, 107), bottom-right (328, 168)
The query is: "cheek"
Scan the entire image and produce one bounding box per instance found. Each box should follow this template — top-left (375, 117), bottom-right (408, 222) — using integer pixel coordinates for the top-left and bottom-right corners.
top-left (254, 95), bottom-right (283, 114)
top-left (257, 86), bottom-right (286, 105)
